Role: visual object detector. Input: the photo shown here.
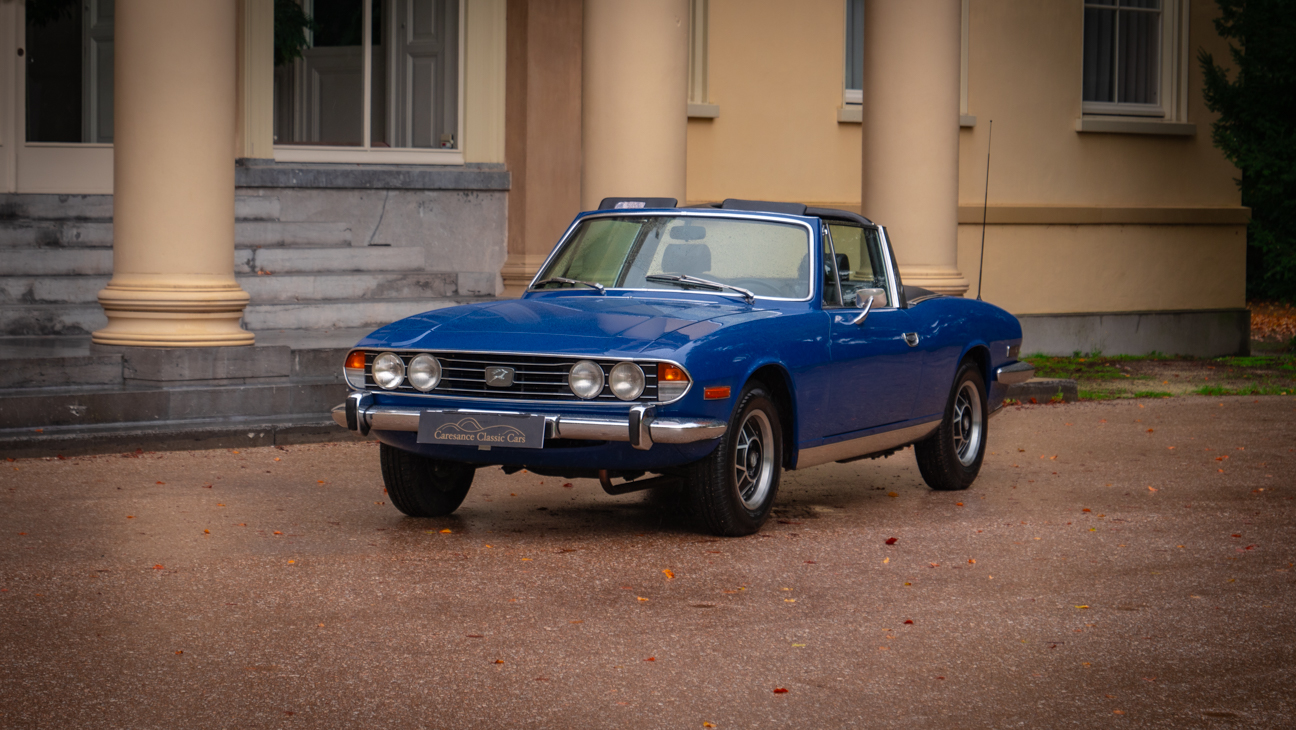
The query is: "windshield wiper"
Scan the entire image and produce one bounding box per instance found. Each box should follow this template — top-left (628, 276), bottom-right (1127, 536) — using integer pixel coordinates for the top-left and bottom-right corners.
top-left (531, 277), bottom-right (606, 295)
top-left (645, 274), bottom-right (755, 304)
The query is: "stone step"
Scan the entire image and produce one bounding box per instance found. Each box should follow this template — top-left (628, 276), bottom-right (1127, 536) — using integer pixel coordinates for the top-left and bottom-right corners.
top-left (0, 194), bottom-right (280, 221)
top-left (0, 275), bottom-right (111, 305)
top-left (0, 295), bottom-right (473, 336)
top-left (243, 297), bottom-right (473, 330)
top-left (0, 352), bottom-right (124, 388)
top-left (237, 271), bottom-right (457, 302)
top-left (0, 219), bottom-right (351, 248)
top-left (245, 245), bottom-right (424, 274)
top-left (0, 304), bottom-right (108, 336)
top-left (6, 244), bottom-right (417, 277)
top-left (0, 271), bottom-right (458, 305)
top-left (0, 380), bottom-right (346, 430)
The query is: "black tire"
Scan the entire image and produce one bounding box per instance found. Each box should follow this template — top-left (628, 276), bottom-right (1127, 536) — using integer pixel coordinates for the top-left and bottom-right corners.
top-left (684, 384), bottom-right (783, 536)
top-left (915, 360), bottom-right (988, 491)
top-left (379, 443), bottom-right (476, 517)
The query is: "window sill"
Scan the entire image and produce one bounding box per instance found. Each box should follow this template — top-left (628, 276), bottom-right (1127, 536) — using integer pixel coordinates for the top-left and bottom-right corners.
top-left (688, 103), bottom-right (720, 119)
top-left (837, 107), bottom-right (978, 128)
top-left (1075, 118), bottom-right (1196, 137)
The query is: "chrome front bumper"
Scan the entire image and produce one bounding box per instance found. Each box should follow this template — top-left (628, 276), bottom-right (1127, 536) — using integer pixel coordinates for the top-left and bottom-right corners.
top-left (332, 392), bottom-right (726, 451)
top-left (995, 360), bottom-right (1035, 386)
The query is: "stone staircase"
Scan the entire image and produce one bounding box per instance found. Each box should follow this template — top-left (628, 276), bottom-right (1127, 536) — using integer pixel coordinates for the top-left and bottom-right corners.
top-left (0, 193), bottom-right (484, 336)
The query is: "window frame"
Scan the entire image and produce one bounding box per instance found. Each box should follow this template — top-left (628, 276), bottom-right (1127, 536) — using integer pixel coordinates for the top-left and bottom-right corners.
top-left (272, 0), bottom-right (466, 165)
top-left (1080, 0), bottom-right (1189, 121)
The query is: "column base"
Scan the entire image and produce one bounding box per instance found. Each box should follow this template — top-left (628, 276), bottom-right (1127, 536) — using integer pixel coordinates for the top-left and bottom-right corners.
top-left (500, 253), bottom-right (553, 299)
top-left (898, 265), bottom-right (970, 297)
top-left (93, 279), bottom-right (254, 347)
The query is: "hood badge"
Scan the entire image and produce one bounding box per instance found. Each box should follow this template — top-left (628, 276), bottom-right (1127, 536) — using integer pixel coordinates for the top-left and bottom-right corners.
top-left (486, 366), bottom-right (516, 388)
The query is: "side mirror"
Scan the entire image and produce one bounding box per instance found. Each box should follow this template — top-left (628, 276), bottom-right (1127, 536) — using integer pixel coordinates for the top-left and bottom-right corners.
top-left (854, 287), bottom-right (886, 308)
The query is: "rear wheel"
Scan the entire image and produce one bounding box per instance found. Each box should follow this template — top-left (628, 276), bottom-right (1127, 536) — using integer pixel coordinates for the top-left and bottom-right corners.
top-left (379, 443), bottom-right (475, 517)
top-left (915, 360), bottom-right (987, 491)
top-left (684, 384), bottom-right (782, 536)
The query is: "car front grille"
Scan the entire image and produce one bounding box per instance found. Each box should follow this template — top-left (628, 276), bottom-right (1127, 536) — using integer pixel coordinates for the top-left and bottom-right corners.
top-left (361, 351), bottom-right (662, 403)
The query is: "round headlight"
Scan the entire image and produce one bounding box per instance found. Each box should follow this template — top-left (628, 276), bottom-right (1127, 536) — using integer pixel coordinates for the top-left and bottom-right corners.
top-left (372, 351), bottom-right (405, 390)
top-left (609, 362), bottom-right (645, 401)
top-left (568, 360), bottom-right (604, 399)
top-left (407, 354), bottom-right (442, 392)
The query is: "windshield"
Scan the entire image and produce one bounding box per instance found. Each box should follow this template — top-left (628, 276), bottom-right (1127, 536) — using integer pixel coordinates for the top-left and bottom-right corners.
top-left (534, 215), bottom-right (812, 300)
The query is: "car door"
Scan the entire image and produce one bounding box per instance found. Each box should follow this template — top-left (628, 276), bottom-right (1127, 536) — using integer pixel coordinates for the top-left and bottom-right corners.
top-left (821, 223), bottom-right (922, 436)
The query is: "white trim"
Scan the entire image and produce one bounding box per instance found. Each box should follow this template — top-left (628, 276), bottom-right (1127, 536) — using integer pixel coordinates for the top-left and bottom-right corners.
top-left (687, 103), bottom-right (719, 119)
top-left (960, 0), bottom-right (970, 118)
top-left (273, 145), bottom-right (465, 164)
top-left (837, 106), bottom-right (861, 124)
top-left (687, 0), bottom-right (718, 118)
top-left (959, 114), bottom-right (977, 128)
top-left (0, 1), bottom-right (15, 192)
top-left (1075, 117), bottom-right (1195, 136)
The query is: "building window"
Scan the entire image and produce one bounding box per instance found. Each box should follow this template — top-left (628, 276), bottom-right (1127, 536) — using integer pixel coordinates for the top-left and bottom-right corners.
top-left (1082, 0), bottom-right (1185, 118)
top-left (843, 0), bottom-right (863, 105)
top-left (273, 0), bottom-right (462, 163)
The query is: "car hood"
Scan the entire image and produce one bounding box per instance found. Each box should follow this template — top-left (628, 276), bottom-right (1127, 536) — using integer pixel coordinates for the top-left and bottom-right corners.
top-left (357, 294), bottom-right (762, 355)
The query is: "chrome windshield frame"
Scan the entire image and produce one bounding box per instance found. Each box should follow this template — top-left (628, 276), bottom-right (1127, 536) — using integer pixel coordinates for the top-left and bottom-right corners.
top-left (526, 210), bottom-right (818, 303)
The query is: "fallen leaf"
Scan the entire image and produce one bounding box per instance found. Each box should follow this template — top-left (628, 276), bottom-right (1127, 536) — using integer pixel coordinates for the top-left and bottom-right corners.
top-left (637, 596), bottom-right (649, 602)
top-left (644, 657), bottom-right (655, 662)
top-left (203, 529), bottom-right (209, 534)
top-left (562, 482), bottom-right (573, 488)
top-left (175, 650), bottom-right (183, 655)
top-left (494, 659), bottom-right (504, 664)
top-left (273, 531), bottom-right (282, 535)
top-left (904, 619), bottom-right (913, 624)
top-left (955, 502), bottom-right (964, 506)
top-left (1082, 508), bottom-right (1091, 512)
top-left (153, 564), bottom-right (164, 570)
top-left (773, 688), bottom-right (789, 694)
top-left (883, 557), bottom-right (889, 564)
top-left (885, 537), bottom-right (898, 545)
top-left (968, 558), bottom-right (975, 564)
top-left (1075, 605), bottom-right (1089, 609)
top-left (663, 569), bottom-right (675, 580)
top-left (784, 598), bottom-right (797, 603)
top-left (466, 634), bottom-right (484, 638)
top-left (440, 529), bottom-right (452, 534)
top-left (887, 491), bottom-right (898, 498)
top-left (287, 560), bottom-right (295, 564)
top-left (703, 724), bottom-right (716, 728)
top-left (155, 481), bottom-right (165, 485)
top-left (1147, 486), bottom-right (1158, 492)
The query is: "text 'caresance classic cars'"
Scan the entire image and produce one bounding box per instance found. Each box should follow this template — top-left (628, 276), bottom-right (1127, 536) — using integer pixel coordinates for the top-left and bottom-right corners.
top-left (334, 198), bottom-right (1033, 536)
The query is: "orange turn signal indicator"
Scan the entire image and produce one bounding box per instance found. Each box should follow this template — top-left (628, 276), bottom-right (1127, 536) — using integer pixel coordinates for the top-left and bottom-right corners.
top-left (703, 386), bottom-right (731, 400)
top-left (345, 351), bottom-right (367, 370)
top-left (658, 364), bottom-right (688, 382)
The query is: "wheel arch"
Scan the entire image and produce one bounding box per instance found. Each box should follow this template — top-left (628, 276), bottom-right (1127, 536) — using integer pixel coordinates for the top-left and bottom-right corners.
top-left (745, 363), bottom-right (797, 470)
top-left (959, 342), bottom-right (992, 386)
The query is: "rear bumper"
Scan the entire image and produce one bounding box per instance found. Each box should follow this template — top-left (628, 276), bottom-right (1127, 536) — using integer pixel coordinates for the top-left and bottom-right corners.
top-left (332, 392), bottom-right (726, 451)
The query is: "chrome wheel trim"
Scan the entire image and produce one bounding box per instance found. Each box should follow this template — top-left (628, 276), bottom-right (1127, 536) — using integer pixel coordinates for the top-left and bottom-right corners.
top-left (952, 380), bottom-right (984, 467)
top-left (734, 409), bottom-right (775, 511)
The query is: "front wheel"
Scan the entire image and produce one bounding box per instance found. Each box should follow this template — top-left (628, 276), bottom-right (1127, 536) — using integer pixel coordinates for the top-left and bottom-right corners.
top-left (684, 384), bottom-right (782, 536)
top-left (915, 360), bottom-right (987, 491)
top-left (379, 444), bottom-right (475, 517)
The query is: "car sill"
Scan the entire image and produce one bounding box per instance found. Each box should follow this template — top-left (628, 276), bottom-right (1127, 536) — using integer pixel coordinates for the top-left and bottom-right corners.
top-left (794, 418), bottom-right (941, 470)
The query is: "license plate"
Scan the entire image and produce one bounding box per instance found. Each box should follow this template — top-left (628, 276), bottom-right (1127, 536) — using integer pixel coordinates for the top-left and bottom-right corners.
top-left (417, 411), bottom-right (547, 449)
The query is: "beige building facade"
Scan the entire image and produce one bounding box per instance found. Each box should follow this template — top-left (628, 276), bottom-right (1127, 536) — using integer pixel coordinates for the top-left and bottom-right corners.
top-left (0, 0), bottom-right (1247, 356)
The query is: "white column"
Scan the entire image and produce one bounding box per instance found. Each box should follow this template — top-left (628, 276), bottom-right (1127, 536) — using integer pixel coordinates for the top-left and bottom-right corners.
top-left (861, 0), bottom-right (968, 295)
top-left (94, 0), bottom-right (253, 346)
top-left (581, 0), bottom-right (689, 210)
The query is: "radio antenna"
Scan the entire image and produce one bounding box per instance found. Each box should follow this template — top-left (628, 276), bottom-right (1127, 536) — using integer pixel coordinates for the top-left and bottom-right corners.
top-left (976, 119), bottom-right (993, 301)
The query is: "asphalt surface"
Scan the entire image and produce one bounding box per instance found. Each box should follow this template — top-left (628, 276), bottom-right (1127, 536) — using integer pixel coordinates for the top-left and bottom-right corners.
top-left (2, 397), bottom-right (1294, 729)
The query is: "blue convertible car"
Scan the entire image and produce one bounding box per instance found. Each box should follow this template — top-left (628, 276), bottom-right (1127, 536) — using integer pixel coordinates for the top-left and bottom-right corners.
top-left (333, 198), bottom-right (1034, 536)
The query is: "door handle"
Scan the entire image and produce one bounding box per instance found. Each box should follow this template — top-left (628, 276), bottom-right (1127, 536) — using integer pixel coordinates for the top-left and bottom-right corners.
top-left (834, 295), bottom-right (874, 326)
top-left (903, 332), bottom-right (920, 347)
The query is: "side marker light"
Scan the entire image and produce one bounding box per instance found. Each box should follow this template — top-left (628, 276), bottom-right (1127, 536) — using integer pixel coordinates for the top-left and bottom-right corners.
top-left (703, 386), bottom-right (731, 400)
